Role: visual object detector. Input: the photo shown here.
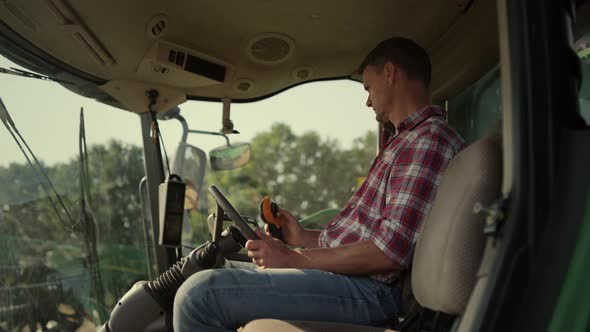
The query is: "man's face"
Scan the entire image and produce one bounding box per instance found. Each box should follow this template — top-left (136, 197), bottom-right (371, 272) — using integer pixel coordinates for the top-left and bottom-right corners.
top-left (362, 64), bottom-right (394, 124)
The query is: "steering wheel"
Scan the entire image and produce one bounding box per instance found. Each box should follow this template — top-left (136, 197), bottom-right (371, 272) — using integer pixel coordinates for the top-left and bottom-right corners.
top-left (208, 185), bottom-right (259, 242)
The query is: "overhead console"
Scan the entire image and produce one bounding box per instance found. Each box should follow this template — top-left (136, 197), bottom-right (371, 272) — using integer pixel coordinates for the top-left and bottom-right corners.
top-left (100, 40), bottom-right (231, 113)
top-left (136, 40), bottom-right (229, 89)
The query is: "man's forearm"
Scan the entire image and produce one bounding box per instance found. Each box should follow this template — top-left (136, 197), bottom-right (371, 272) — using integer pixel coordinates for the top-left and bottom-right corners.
top-left (297, 229), bottom-right (321, 248)
top-left (292, 240), bottom-right (403, 275)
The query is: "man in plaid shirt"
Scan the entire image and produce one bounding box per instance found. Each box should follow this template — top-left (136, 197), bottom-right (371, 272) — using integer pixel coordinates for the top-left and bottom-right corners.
top-left (174, 38), bottom-right (465, 331)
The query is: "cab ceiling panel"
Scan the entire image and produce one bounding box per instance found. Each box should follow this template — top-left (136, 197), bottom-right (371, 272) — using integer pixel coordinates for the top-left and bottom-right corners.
top-left (0, 0), bottom-right (491, 104)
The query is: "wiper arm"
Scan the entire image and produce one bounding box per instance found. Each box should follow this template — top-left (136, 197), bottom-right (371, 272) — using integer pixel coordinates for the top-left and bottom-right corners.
top-left (0, 66), bottom-right (74, 85)
top-left (0, 97), bottom-right (77, 228)
top-left (79, 108), bottom-right (107, 321)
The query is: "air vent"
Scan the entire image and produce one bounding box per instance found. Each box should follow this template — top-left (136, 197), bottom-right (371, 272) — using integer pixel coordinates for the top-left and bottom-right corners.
top-left (234, 79), bottom-right (255, 93)
top-left (146, 14), bottom-right (168, 38)
top-left (246, 33), bottom-right (295, 65)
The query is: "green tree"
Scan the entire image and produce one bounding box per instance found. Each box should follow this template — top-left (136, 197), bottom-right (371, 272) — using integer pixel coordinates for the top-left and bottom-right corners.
top-left (0, 141), bottom-right (145, 245)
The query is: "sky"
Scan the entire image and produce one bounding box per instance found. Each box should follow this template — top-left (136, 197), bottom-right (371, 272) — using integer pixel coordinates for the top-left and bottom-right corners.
top-left (0, 55), bottom-right (378, 167)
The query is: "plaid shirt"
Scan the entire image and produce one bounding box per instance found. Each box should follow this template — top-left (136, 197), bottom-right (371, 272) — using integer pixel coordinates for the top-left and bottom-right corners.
top-left (318, 105), bottom-right (465, 284)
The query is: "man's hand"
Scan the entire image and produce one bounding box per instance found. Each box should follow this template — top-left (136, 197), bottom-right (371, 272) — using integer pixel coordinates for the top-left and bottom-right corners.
top-left (265, 208), bottom-right (321, 248)
top-left (269, 208), bottom-right (304, 247)
top-left (245, 229), bottom-right (304, 269)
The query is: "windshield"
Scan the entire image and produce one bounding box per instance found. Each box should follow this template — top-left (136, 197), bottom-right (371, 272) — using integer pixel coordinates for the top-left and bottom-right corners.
top-left (0, 54), bottom-right (377, 330)
top-left (0, 54), bottom-right (150, 329)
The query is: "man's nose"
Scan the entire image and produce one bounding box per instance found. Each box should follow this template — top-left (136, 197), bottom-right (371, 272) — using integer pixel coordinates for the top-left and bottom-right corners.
top-left (366, 96), bottom-right (372, 108)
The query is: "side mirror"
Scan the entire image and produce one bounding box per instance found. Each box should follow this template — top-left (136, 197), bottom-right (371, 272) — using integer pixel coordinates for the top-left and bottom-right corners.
top-left (171, 142), bottom-right (207, 210)
top-left (209, 142), bottom-right (251, 171)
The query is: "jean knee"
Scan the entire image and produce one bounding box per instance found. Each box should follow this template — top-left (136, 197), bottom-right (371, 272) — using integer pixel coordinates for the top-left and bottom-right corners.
top-left (174, 269), bottom-right (230, 329)
top-left (176, 269), bottom-right (244, 311)
top-left (176, 269), bottom-right (219, 308)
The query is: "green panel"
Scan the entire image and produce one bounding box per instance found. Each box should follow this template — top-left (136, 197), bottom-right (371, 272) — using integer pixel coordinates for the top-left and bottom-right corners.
top-left (447, 66), bottom-right (502, 144)
top-left (548, 193), bottom-right (590, 332)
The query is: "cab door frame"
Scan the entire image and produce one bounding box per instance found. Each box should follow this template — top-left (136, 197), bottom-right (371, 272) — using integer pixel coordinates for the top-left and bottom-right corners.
top-left (466, 0), bottom-right (586, 330)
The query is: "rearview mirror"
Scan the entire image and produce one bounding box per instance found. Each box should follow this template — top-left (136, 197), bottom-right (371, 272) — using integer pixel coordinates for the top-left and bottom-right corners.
top-left (209, 142), bottom-right (251, 171)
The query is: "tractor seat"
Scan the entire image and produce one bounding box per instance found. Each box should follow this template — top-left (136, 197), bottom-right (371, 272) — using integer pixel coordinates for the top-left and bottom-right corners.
top-left (243, 123), bottom-right (503, 332)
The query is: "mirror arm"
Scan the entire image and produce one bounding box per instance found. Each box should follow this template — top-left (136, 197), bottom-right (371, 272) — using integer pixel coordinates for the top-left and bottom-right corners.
top-left (188, 129), bottom-right (231, 146)
top-left (175, 114), bottom-right (189, 143)
top-left (221, 98), bottom-right (235, 134)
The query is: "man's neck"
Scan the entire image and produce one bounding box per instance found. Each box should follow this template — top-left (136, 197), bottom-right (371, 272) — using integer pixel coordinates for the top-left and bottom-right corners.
top-left (389, 98), bottom-right (431, 129)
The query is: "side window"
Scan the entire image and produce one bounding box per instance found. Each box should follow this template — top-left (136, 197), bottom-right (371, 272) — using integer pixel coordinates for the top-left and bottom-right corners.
top-left (447, 66), bottom-right (502, 143)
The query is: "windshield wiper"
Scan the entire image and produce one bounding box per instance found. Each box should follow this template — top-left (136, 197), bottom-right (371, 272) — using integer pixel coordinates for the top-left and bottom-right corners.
top-left (79, 108), bottom-right (107, 321)
top-left (0, 66), bottom-right (74, 85)
top-left (0, 97), bottom-right (77, 228)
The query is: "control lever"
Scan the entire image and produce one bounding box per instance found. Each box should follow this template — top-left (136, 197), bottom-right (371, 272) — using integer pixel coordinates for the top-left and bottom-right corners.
top-left (259, 196), bottom-right (283, 241)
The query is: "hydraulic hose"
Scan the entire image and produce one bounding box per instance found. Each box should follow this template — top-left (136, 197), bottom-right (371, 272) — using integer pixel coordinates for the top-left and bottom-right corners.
top-left (145, 241), bottom-right (219, 310)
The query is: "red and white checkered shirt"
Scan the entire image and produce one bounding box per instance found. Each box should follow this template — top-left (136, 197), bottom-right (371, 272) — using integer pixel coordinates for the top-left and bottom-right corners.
top-left (318, 105), bottom-right (465, 284)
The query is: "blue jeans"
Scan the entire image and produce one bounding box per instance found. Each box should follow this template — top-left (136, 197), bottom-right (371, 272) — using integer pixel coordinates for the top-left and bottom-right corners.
top-left (173, 262), bottom-right (401, 332)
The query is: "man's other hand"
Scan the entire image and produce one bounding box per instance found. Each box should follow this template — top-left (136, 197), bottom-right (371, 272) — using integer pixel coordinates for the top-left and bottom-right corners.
top-left (266, 208), bottom-right (304, 247)
top-left (245, 229), bottom-right (303, 269)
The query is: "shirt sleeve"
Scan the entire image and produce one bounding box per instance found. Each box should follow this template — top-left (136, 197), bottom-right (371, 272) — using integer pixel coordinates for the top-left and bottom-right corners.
top-left (370, 133), bottom-right (457, 267)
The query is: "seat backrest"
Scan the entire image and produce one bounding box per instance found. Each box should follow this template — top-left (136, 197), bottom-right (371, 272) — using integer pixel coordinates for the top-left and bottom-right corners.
top-left (411, 124), bottom-right (503, 315)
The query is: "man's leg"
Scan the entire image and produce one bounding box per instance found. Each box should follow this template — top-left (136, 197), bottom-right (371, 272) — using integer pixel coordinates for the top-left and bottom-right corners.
top-left (173, 268), bottom-right (400, 332)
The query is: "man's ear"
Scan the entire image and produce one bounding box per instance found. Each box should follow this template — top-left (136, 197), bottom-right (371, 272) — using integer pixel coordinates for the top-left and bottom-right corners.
top-left (384, 62), bottom-right (396, 85)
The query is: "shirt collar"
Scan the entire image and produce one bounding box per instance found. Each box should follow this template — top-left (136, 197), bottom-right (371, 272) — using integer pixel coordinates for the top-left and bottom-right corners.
top-left (396, 105), bottom-right (446, 133)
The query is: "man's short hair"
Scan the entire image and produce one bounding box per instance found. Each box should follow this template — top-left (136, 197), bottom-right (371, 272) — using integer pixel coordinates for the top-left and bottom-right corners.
top-left (357, 37), bottom-right (431, 87)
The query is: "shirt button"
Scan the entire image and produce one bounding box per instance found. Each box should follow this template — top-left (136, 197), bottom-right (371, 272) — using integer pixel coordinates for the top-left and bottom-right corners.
top-left (350, 203), bottom-right (356, 208)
